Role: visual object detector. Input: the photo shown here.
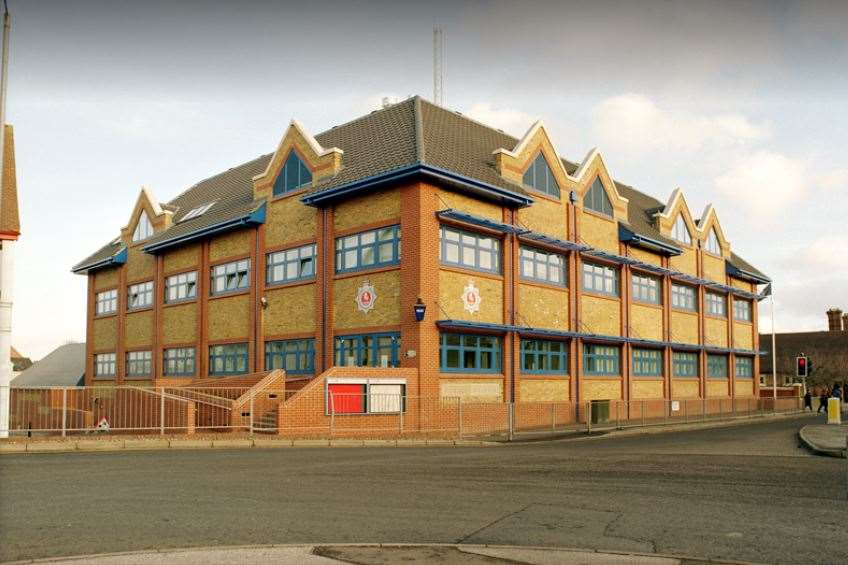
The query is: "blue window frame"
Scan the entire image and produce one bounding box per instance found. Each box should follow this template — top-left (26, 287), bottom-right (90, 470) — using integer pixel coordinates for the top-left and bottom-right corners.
top-left (440, 225), bottom-right (501, 274)
top-left (672, 351), bottom-right (699, 377)
top-left (95, 289), bottom-right (118, 315)
top-left (632, 348), bottom-right (662, 377)
top-left (440, 333), bottom-right (502, 373)
top-left (128, 281), bottom-right (154, 311)
top-left (211, 259), bottom-right (250, 295)
top-left (631, 273), bottom-right (660, 304)
top-left (165, 271), bottom-right (197, 303)
top-left (522, 153), bottom-right (561, 198)
top-left (735, 356), bottom-right (753, 379)
top-left (733, 298), bottom-right (752, 322)
top-left (335, 333), bottom-right (400, 368)
top-left (584, 177), bottom-right (613, 217)
top-left (273, 151), bottom-right (312, 196)
top-left (265, 339), bottom-right (315, 375)
top-left (163, 347), bottom-right (195, 377)
top-left (126, 350), bottom-right (152, 379)
top-left (266, 243), bottom-right (316, 286)
top-left (708, 354), bottom-right (728, 379)
top-left (671, 283), bottom-right (697, 311)
top-left (521, 339), bottom-right (568, 374)
top-left (583, 344), bottom-right (620, 376)
top-left (335, 225), bottom-right (401, 273)
top-left (582, 261), bottom-right (619, 296)
top-left (208, 343), bottom-right (249, 376)
top-left (520, 246), bottom-right (566, 286)
top-left (706, 292), bottom-right (726, 317)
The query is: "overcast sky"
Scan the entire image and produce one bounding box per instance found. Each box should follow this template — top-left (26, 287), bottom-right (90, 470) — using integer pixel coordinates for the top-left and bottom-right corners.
top-left (7, 0), bottom-right (848, 359)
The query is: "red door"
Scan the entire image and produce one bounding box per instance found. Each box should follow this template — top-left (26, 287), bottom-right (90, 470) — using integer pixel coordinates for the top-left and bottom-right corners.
top-left (328, 384), bottom-right (365, 414)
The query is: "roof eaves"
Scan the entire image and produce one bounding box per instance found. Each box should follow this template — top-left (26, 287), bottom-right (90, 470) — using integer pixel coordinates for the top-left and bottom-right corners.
top-left (143, 202), bottom-right (266, 254)
top-left (618, 224), bottom-right (682, 256)
top-left (727, 260), bottom-right (771, 284)
top-left (71, 245), bottom-right (127, 275)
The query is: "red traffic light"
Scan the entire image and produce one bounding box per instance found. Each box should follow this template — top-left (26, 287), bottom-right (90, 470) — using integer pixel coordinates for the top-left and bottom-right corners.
top-left (799, 358), bottom-right (806, 367)
top-left (796, 356), bottom-right (808, 377)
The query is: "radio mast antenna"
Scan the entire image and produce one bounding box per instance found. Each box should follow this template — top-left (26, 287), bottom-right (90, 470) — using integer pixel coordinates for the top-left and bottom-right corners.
top-left (433, 25), bottom-right (444, 106)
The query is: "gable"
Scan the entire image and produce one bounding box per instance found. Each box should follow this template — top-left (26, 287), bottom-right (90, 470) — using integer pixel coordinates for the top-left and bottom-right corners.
top-left (522, 153), bottom-right (560, 198)
top-left (584, 177), bottom-right (613, 217)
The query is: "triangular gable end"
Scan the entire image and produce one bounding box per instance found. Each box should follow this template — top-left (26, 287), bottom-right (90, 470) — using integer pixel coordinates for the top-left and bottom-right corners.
top-left (697, 204), bottom-right (730, 256)
top-left (654, 188), bottom-right (698, 246)
top-left (120, 187), bottom-right (173, 245)
top-left (492, 121), bottom-right (571, 195)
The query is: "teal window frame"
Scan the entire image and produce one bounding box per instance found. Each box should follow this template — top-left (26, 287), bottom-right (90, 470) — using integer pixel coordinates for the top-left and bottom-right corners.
top-left (672, 351), bottom-right (699, 377)
top-left (735, 356), bottom-right (753, 379)
top-left (165, 271), bottom-right (197, 303)
top-left (440, 225), bottom-right (501, 274)
top-left (522, 153), bottom-right (561, 198)
top-left (519, 246), bottom-right (566, 286)
top-left (127, 281), bottom-right (154, 311)
top-left (265, 339), bottom-right (315, 375)
top-left (208, 343), bottom-right (249, 376)
top-left (584, 177), bottom-right (613, 217)
top-left (671, 283), bottom-right (697, 311)
top-left (521, 339), bottom-right (568, 375)
top-left (632, 348), bottom-right (662, 377)
top-left (335, 332), bottom-right (401, 368)
top-left (631, 273), bottom-right (660, 304)
top-left (335, 225), bottom-right (401, 273)
top-left (440, 333), bottom-right (502, 373)
top-left (95, 289), bottom-right (118, 315)
top-left (210, 259), bottom-right (250, 295)
top-left (126, 350), bottom-right (152, 379)
top-left (273, 151), bottom-right (312, 196)
top-left (163, 347), bottom-right (195, 377)
top-left (582, 261), bottom-right (619, 296)
top-left (266, 243), bottom-right (316, 286)
top-left (93, 353), bottom-right (116, 379)
top-left (705, 292), bottom-right (726, 317)
top-left (707, 354), bottom-right (728, 379)
top-left (583, 344), bottom-right (620, 376)
top-left (733, 298), bottom-right (752, 322)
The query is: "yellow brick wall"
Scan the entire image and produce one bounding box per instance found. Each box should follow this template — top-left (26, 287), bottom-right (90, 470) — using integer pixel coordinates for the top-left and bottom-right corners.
top-left (735, 379), bottom-right (754, 397)
top-left (263, 284), bottom-right (316, 336)
top-left (702, 254), bottom-right (725, 283)
top-left (669, 248), bottom-right (697, 276)
top-left (93, 269), bottom-right (119, 291)
top-left (520, 379), bottom-right (569, 402)
top-left (334, 189), bottom-right (400, 232)
top-left (437, 189), bottom-right (503, 222)
top-left (629, 248), bottom-right (663, 266)
top-left (93, 317), bottom-right (117, 350)
top-left (333, 270), bottom-right (401, 330)
top-left (632, 380), bottom-right (664, 399)
top-left (265, 196), bottom-right (318, 248)
top-left (163, 244), bottom-right (200, 273)
top-left (208, 294), bottom-right (251, 341)
top-left (126, 246), bottom-right (155, 282)
top-left (630, 304), bottom-right (663, 341)
top-left (125, 310), bottom-right (153, 348)
top-left (516, 198), bottom-right (567, 239)
top-left (580, 295), bottom-right (620, 336)
top-left (518, 284), bottom-right (569, 330)
top-left (704, 317), bottom-right (728, 347)
top-left (583, 379), bottom-right (622, 400)
top-left (579, 212), bottom-right (618, 253)
top-left (438, 270), bottom-right (503, 325)
top-left (440, 379), bottom-right (503, 401)
top-left (670, 311), bottom-right (699, 344)
top-left (707, 381), bottom-right (729, 397)
top-left (163, 304), bottom-right (197, 344)
top-left (673, 379), bottom-right (699, 398)
top-left (209, 230), bottom-right (251, 262)
top-left (733, 322), bottom-right (754, 349)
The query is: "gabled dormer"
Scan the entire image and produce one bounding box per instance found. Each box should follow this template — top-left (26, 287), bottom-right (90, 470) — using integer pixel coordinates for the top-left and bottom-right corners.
top-left (522, 152), bottom-right (561, 198)
top-left (696, 204), bottom-right (730, 258)
top-left (120, 187), bottom-right (173, 246)
top-left (492, 121), bottom-right (570, 200)
top-left (253, 119), bottom-right (343, 200)
top-left (583, 176), bottom-right (613, 217)
top-left (654, 189), bottom-right (698, 249)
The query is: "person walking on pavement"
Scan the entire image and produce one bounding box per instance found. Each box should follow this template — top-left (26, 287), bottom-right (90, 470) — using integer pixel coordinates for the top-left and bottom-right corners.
top-left (817, 388), bottom-right (829, 413)
top-left (803, 391), bottom-right (813, 411)
top-left (831, 384), bottom-right (842, 400)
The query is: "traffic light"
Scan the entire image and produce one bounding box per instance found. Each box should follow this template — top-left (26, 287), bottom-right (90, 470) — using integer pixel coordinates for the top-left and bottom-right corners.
top-left (796, 356), bottom-right (808, 378)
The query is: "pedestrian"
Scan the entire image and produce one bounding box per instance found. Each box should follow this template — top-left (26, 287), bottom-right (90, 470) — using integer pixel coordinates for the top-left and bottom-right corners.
top-left (817, 389), bottom-right (829, 413)
top-left (803, 391), bottom-right (813, 411)
top-left (832, 384), bottom-right (842, 400)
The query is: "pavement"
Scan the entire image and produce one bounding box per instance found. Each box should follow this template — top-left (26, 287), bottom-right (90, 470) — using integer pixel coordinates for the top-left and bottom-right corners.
top-left (798, 422), bottom-right (848, 457)
top-left (1, 413), bottom-right (845, 565)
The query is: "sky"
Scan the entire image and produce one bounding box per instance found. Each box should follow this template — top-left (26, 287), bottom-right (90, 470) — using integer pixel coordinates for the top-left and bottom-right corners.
top-left (6, 0), bottom-right (848, 359)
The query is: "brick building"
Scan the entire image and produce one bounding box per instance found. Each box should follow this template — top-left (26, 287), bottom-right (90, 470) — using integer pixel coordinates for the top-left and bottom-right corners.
top-left (72, 97), bottom-right (769, 422)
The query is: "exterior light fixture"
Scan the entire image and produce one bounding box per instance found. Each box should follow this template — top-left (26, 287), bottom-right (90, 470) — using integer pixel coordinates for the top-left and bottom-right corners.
top-left (413, 298), bottom-right (426, 322)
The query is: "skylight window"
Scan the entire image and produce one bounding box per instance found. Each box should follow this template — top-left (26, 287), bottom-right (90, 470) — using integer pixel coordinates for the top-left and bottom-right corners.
top-left (672, 215), bottom-right (691, 245)
top-left (132, 211), bottom-right (153, 242)
top-left (180, 202), bottom-right (216, 223)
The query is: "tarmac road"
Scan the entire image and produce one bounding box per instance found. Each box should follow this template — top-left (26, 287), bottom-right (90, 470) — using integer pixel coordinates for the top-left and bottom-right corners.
top-left (1, 414), bottom-right (845, 564)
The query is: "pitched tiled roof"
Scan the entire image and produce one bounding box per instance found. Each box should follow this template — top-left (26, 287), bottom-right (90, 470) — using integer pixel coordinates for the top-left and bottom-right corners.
top-left (72, 239), bottom-right (125, 273)
top-left (74, 96), bottom-right (766, 279)
top-left (1, 125), bottom-right (20, 236)
top-left (729, 252), bottom-right (770, 282)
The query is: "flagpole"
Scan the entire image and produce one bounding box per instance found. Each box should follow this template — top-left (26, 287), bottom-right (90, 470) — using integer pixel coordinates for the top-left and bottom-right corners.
top-left (770, 287), bottom-right (777, 402)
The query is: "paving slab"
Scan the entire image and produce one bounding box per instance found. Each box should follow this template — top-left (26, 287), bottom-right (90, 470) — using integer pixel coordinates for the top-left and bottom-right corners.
top-left (329, 439), bottom-right (365, 447)
top-left (211, 439), bottom-right (254, 449)
top-left (0, 442), bottom-right (27, 453)
top-left (252, 438), bottom-right (294, 448)
top-left (26, 442), bottom-right (76, 453)
top-left (124, 439), bottom-right (170, 450)
top-left (798, 424), bottom-right (848, 457)
top-left (292, 439), bottom-right (330, 447)
top-left (75, 440), bottom-right (125, 451)
top-left (362, 439), bottom-right (397, 447)
top-left (168, 439), bottom-right (213, 449)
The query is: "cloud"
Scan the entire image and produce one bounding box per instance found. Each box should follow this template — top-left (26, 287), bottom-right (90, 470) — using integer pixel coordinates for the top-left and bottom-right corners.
top-left (466, 103), bottom-right (536, 138)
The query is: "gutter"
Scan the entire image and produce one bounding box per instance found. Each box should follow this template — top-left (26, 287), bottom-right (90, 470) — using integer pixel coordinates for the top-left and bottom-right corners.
top-left (142, 203), bottom-right (266, 254)
top-left (618, 224), bottom-right (682, 256)
top-left (71, 246), bottom-right (127, 275)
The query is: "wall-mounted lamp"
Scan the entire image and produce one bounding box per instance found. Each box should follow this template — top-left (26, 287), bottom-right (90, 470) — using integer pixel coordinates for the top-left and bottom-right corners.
top-left (413, 298), bottom-right (427, 322)
top-left (260, 296), bottom-right (268, 309)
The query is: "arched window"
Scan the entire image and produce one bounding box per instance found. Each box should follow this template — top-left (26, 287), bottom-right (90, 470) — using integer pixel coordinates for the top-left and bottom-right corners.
top-left (672, 215), bottom-right (691, 245)
top-left (584, 177), bottom-right (613, 217)
top-left (706, 228), bottom-right (721, 254)
top-left (522, 153), bottom-right (560, 198)
top-left (132, 211), bottom-right (153, 242)
top-left (273, 151), bottom-right (312, 196)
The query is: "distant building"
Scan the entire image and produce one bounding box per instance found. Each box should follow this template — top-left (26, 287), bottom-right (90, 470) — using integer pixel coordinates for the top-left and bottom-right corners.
top-left (11, 343), bottom-right (86, 387)
top-left (10, 346), bottom-right (31, 375)
top-left (760, 309), bottom-right (848, 388)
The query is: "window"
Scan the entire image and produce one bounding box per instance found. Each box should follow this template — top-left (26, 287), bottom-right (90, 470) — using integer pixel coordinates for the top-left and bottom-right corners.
top-left (584, 177), bottom-right (613, 217)
top-left (733, 298), bottom-right (752, 322)
top-left (632, 348), bottom-right (662, 377)
top-left (165, 271), bottom-right (197, 303)
top-left (95, 289), bottom-right (118, 315)
top-left (336, 225), bottom-right (401, 273)
top-left (265, 339), bottom-right (315, 375)
top-left (208, 343), bottom-right (249, 376)
top-left (210, 259), bottom-right (250, 295)
top-left (163, 347), bottom-right (195, 377)
top-left (126, 350), bottom-right (152, 378)
top-left (335, 333), bottom-right (401, 368)
top-left (273, 151), bottom-right (312, 196)
top-left (583, 344), bottom-right (620, 376)
top-left (672, 351), bottom-right (699, 377)
top-left (706, 228), bottom-right (721, 254)
top-left (132, 211), bottom-right (153, 242)
top-left (582, 261), bottom-right (619, 296)
top-left (94, 353), bottom-right (116, 379)
top-left (672, 215), bottom-right (691, 245)
top-left (705, 292), bottom-right (726, 317)
top-left (522, 153), bottom-right (560, 198)
top-left (520, 246), bottom-right (566, 286)
top-left (735, 356), bottom-right (753, 379)
top-left (267, 243), bottom-right (316, 285)
top-left (439, 225), bottom-right (500, 273)
top-left (440, 333), bottom-right (502, 373)
top-left (327, 381), bottom-right (406, 415)
top-left (631, 273), bottom-right (660, 304)
top-left (127, 281), bottom-right (153, 310)
top-left (671, 283), bottom-right (697, 311)
top-left (179, 202), bottom-right (215, 223)
top-left (521, 339), bottom-right (568, 374)
top-left (707, 354), bottom-right (728, 379)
